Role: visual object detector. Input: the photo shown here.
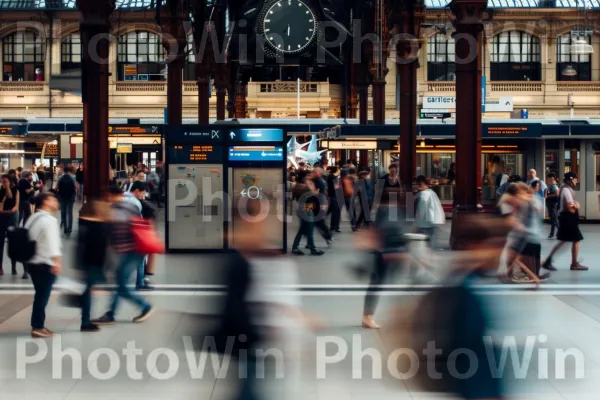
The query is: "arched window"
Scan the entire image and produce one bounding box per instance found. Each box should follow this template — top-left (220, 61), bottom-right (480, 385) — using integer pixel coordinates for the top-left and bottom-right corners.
top-left (491, 31), bottom-right (541, 81)
top-left (61, 33), bottom-right (81, 71)
top-left (556, 35), bottom-right (591, 81)
top-left (117, 31), bottom-right (165, 81)
top-left (427, 34), bottom-right (455, 81)
top-left (2, 31), bottom-right (45, 82)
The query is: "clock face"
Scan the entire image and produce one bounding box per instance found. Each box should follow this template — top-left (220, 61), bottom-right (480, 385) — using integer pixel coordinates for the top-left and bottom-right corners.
top-left (263, 0), bottom-right (317, 54)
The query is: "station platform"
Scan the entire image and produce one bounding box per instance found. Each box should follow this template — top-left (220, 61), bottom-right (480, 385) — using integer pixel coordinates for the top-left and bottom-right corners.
top-left (0, 207), bottom-right (599, 399)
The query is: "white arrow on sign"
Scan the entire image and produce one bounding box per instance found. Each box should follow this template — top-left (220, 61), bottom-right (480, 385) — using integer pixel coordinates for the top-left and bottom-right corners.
top-left (230, 131), bottom-right (235, 139)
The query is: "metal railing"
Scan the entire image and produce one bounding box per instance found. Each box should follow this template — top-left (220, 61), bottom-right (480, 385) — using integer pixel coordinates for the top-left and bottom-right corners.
top-left (0, 82), bottom-right (46, 92)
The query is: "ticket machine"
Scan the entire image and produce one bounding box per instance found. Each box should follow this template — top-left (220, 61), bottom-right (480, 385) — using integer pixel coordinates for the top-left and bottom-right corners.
top-left (165, 127), bottom-right (225, 250)
top-left (227, 128), bottom-right (287, 251)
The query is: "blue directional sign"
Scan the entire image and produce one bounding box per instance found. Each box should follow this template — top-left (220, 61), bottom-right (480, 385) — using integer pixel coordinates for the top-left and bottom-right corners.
top-left (228, 146), bottom-right (284, 161)
top-left (228, 128), bottom-right (283, 142)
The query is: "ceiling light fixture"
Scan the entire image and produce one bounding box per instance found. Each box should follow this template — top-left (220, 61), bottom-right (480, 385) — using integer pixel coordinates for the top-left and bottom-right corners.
top-left (562, 65), bottom-right (577, 77)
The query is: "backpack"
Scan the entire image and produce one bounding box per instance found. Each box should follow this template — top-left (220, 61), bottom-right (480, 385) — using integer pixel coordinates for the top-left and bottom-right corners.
top-left (58, 175), bottom-right (76, 199)
top-left (7, 214), bottom-right (43, 263)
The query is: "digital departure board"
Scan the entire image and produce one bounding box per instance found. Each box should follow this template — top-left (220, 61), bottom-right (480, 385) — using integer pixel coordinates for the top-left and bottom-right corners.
top-left (169, 145), bottom-right (223, 163)
top-left (109, 125), bottom-right (160, 135)
top-left (483, 124), bottom-right (541, 138)
top-left (228, 146), bottom-right (284, 162)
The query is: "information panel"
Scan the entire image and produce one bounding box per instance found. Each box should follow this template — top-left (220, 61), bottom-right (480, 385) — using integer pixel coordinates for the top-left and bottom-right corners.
top-left (228, 146), bottom-right (284, 162)
top-left (483, 124), bottom-right (541, 138)
top-left (109, 125), bottom-right (160, 135)
top-left (116, 143), bottom-right (133, 153)
top-left (228, 128), bottom-right (283, 142)
top-left (169, 145), bottom-right (223, 163)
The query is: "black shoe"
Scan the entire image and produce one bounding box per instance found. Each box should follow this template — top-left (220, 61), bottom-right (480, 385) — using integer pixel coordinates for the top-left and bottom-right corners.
top-left (133, 306), bottom-right (154, 323)
top-left (542, 260), bottom-right (557, 271)
top-left (81, 323), bottom-right (100, 332)
top-left (136, 285), bottom-right (155, 292)
top-left (292, 248), bottom-right (304, 256)
top-left (305, 245), bottom-right (311, 250)
top-left (91, 314), bottom-right (116, 326)
top-left (538, 273), bottom-right (551, 281)
top-left (548, 234), bottom-right (554, 239)
top-left (310, 249), bottom-right (325, 256)
top-left (334, 230), bottom-right (342, 233)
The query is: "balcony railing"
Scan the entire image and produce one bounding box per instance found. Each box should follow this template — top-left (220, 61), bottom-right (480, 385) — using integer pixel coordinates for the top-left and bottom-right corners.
top-left (0, 82), bottom-right (46, 92)
top-left (556, 82), bottom-right (600, 92)
top-left (114, 82), bottom-right (167, 93)
top-left (490, 82), bottom-right (543, 92)
top-left (183, 81), bottom-right (216, 95)
top-left (259, 82), bottom-right (319, 93)
top-left (427, 82), bottom-right (456, 92)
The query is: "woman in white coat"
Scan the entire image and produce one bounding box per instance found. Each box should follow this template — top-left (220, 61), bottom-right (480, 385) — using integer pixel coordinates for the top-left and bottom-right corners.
top-left (414, 175), bottom-right (446, 248)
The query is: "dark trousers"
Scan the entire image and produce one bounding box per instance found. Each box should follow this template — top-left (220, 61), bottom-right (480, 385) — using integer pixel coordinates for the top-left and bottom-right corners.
top-left (363, 252), bottom-right (389, 316)
top-left (344, 196), bottom-right (356, 228)
top-left (27, 264), bottom-right (56, 329)
top-left (60, 197), bottom-right (75, 234)
top-left (0, 213), bottom-right (17, 271)
top-left (314, 207), bottom-right (331, 241)
top-left (356, 199), bottom-right (373, 229)
top-left (292, 211), bottom-right (315, 250)
top-left (150, 192), bottom-right (162, 207)
top-left (238, 353), bottom-right (259, 400)
top-left (328, 197), bottom-right (341, 232)
top-left (19, 201), bottom-right (31, 226)
top-left (81, 268), bottom-right (104, 327)
top-left (547, 202), bottom-right (559, 237)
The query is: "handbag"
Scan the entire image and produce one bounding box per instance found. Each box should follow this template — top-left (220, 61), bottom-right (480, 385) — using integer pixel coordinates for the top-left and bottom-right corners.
top-left (131, 217), bottom-right (165, 254)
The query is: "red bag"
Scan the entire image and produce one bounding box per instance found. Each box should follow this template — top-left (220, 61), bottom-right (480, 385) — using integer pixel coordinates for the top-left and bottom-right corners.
top-left (131, 217), bottom-right (165, 254)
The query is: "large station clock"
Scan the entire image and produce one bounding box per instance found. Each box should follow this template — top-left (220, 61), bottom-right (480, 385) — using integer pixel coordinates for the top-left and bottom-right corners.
top-left (261, 0), bottom-right (317, 54)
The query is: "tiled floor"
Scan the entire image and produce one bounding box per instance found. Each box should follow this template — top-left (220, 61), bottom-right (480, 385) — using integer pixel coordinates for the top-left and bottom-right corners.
top-left (0, 206), bottom-right (599, 398)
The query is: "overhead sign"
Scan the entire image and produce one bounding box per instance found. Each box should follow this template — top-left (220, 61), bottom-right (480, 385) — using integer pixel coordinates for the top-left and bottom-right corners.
top-left (166, 126), bottom-right (223, 142)
top-left (483, 124), bottom-right (541, 138)
top-left (109, 125), bottom-right (160, 135)
top-left (116, 143), bottom-right (133, 153)
top-left (0, 125), bottom-right (27, 135)
top-left (228, 146), bottom-right (284, 162)
top-left (424, 94), bottom-right (513, 112)
top-left (327, 141), bottom-right (378, 149)
top-left (423, 96), bottom-right (456, 109)
top-left (420, 112), bottom-right (451, 119)
top-left (229, 128), bottom-right (283, 142)
top-left (484, 96), bottom-right (513, 112)
top-left (169, 145), bottom-right (223, 164)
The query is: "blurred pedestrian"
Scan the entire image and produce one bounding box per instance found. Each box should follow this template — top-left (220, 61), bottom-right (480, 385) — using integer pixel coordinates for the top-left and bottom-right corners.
top-left (92, 181), bottom-right (154, 325)
top-left (77, 199), bottom-right (110, 332)
top-left (0, 174), bottom-right (20, 277)
top-left (17, 171), bottom-right (35, 226)
top-left (56, 166), bottom-right (77, 237)
top-left (414, 175), bottom-right (445, 248)
top-left (546, 173), bottom-right (560, 239)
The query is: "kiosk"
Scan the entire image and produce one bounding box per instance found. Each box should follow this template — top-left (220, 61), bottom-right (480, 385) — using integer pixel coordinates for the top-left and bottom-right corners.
top-left (165, 125), bottom-right (287, 252)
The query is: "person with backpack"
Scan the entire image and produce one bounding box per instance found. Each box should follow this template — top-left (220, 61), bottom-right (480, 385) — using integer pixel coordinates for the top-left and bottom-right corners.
top-left (0, 174), bottom-right (23, 278)
top-left (56, 166), bottom-right (77, 237)
top-left (24, 193), bottom-right (62, 338)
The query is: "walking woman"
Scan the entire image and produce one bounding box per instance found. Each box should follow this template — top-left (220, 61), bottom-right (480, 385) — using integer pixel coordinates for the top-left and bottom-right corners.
top-left (360, 188), bottom-right (409, 329)
top-left (542, 172), bottom-right (588, 271)
top-left (0, 174), bottom-right (22, 277)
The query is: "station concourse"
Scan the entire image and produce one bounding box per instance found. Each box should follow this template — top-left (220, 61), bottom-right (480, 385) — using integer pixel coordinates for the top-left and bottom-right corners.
top-left (0, 0), bottom-right (599, 399)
